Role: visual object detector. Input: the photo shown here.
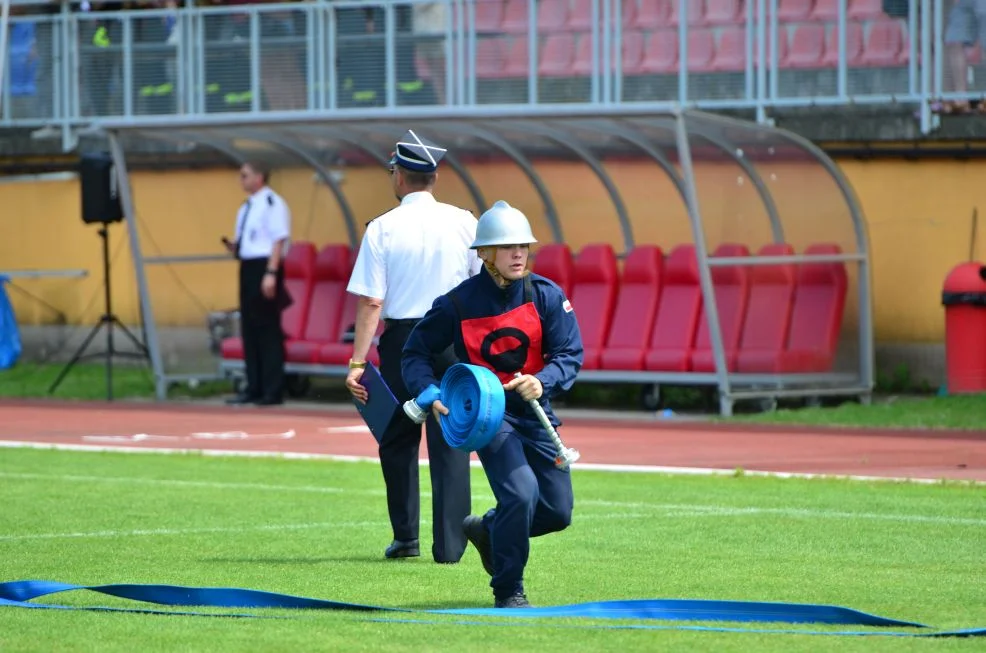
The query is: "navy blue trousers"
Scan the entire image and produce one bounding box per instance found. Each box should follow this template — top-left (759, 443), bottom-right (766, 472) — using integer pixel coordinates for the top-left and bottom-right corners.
top-left (475, 415), bottom-right (574, 600)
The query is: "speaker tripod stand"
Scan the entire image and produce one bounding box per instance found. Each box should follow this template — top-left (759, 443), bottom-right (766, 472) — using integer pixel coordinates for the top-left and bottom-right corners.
top-left (48, 224), bottom-right (150, 401)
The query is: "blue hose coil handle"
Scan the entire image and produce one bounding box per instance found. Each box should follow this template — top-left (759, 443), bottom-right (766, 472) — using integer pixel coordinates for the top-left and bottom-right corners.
top-left (439, 363), bottom-right (505, 452)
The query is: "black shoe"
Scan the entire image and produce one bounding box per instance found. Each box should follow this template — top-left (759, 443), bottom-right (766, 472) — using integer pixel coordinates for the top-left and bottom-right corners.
top-left (253, 396), bottom-right (283, 406)
top-left (225, 394), bottom-right (258, 405)
top-left (462, 515), bottom-right (494, 576)
top-left (384, 539), bottom-right (420, 559)
top-left (494, 592), bottom-right (531, 609)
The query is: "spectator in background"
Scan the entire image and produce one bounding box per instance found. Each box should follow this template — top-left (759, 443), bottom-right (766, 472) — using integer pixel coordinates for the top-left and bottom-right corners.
top-left (413, 1), bottom-right (448, 105)
top-left (6, 4), bottom-right (39, 120)
top-left (943, 0), bottom-right (986, 113)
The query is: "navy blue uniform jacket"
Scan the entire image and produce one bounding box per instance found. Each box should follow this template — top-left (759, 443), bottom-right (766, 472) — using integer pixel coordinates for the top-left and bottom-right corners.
top-left (401, 266), bottom-right (584, 426)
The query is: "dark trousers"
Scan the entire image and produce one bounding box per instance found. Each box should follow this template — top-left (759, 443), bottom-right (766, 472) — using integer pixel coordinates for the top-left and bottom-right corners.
top-left (238, 257), bottom-right (286, 402)
top-left (476, 416), bottom-right (574, 600)
top-left (377, 320), bottom-right (472, 563)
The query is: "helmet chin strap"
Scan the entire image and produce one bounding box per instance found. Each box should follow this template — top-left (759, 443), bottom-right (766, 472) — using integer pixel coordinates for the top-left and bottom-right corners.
top-left (478, 247), bottom-right (530, 288)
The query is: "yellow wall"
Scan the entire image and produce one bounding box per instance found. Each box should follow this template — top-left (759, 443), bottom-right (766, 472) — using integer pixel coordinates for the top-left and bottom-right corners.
top-left (1, 157), bottom-right (983, 344)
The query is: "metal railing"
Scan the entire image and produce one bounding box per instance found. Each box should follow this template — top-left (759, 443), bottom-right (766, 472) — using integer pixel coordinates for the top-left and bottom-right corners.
top-left (0, 0), bottom-right (972, 142)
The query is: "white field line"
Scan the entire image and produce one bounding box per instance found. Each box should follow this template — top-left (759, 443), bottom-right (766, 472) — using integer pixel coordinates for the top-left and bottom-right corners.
top-left (2, 471), bottom-right (984, 528)
top-left (0, 512), bottom-right (647, 543)
top-left (2, 439), bottom-right (983, 487)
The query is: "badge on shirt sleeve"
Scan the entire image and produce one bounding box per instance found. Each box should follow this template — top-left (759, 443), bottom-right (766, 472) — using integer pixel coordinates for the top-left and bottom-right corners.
top-left (562, 299), bottom-right (573, 313)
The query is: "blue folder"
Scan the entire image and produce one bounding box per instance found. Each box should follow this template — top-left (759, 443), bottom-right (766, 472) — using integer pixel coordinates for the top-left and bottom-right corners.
top-left (352, 362), bottom-right (403, 444)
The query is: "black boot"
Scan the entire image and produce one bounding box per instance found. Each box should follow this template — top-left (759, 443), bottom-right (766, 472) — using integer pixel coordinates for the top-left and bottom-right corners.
top-left (384, 538), bottom-right (420, 559)
top-left (462, 515), bottom-right (494, 576)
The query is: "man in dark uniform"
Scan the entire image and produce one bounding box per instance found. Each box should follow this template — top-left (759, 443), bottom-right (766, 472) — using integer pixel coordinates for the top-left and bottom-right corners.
top-left (224, 160), bottom-right (292, 407)
top-left (345, 130), bottom-right (482, 563)
top-left (401, 200), bottom-right (584, 608)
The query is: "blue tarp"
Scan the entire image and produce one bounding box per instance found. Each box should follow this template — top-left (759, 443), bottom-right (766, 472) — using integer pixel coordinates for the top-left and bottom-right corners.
top-left (0, 275), bottom-right (22, 369)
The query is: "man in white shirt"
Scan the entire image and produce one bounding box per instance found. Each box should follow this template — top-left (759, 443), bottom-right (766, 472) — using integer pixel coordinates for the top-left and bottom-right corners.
top-left (224, 160), bottom-right (292, 407)
top-left (345, 129), bottom-right (482, 564)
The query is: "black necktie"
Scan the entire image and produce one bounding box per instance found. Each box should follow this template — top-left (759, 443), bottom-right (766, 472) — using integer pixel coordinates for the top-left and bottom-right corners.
top-left (235, 200), bottom-right (250, 258)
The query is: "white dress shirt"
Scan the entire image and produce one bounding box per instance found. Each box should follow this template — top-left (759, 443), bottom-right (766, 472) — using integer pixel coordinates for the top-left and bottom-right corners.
top-left (235, 187), bottom-right (292, 260)
top-left (347, 191), bottom-right (483, 320)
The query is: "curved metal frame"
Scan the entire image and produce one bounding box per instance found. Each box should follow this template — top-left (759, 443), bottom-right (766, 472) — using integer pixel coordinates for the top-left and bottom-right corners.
top-left (227, 129), bottom-right (360, 248)
top-left (312, 123), bottom-right (489, 217)
top-left (441, 123), bottom-right (565, 244)
top-left (504, 121), bottom-right (635, 254)
top-left (645, 116), bottom-right (785, 245)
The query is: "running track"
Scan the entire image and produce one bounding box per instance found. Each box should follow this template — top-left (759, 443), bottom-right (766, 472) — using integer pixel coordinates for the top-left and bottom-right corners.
top-left (0, 399), bottom-right (984, 483)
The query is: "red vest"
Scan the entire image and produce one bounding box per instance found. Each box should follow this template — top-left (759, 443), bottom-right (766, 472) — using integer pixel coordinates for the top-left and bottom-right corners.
top-left (454, 276), bottom-right (545, 384)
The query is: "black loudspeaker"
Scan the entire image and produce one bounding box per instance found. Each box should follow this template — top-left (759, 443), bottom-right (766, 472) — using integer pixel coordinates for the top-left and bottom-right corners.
top-left (80, 152), bottom-right (124, 225)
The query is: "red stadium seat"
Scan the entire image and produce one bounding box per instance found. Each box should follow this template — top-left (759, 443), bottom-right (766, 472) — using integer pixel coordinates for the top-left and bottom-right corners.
top-left (633, 0), bottom-right (670, 29)
top-left (705, 0), bottom-right (742, 25)
top-left (537, 0), bottom-right (570, 31)
top-left (620, 30), bottom-right (647, 75)
top-left (849, 0), bottom-right (886, 19)
top-left (539, 33), bottom-right (576, 76)
top-left (504, 37), bottom-right (531, 78)
top-left (570, 243), bottom-right (619, 369)
top-left (809, 0), bottom-right (838, 20)
top-left (861, 19), bottom-right (905, 66)
top-left (782, 23), bottom-right (826, 69)
top-left (476, 38), bottom-right (508, 79)
top-left (569, 0), bottom-right (594, 30)
top-left (532, 243), bottom-right (575, 298)
top-left (318, 249), bottom-right (382, 367)
top-left (777, 243), bottom-right (848, 372)
top-left (688, 29), bottom-right (717, 72)
top-left (285, 244), bottom-right (352, 364)
top-left (475, 0), bottom-right (506, 31)
top-left (221, 241), bottom-right (317, 360)
top-left (775, 0), bottom-right (812, 22)
top-left (639, 30), bottom-right (679, 74)
top-left (690, 243), bottom-right (752, 372)
top-left (712, 26), bottom-right (747, 72)
top-left (643, 244), bottom-right (703, 371)
top-left (735, 243), bottom-right (798, 373)
top-left (501, 0), bottom-right (530, 33)
top-left (572, 32), bottom-right (595, 76)
top-left (821, 21), bottom-right (864, 67)
top-left (600, 245), bottom-right (664, 371)
top-left (669, 0), bottom-right (707, 26)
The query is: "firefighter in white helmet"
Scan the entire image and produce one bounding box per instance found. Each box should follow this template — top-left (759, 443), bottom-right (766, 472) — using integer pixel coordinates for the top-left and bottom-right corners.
top-left (401, 200), bottom-right (584, 609)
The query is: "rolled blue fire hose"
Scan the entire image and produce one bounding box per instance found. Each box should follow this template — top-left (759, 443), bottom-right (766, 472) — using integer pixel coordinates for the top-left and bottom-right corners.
top-left (402, 363), bottom-right (505, 452)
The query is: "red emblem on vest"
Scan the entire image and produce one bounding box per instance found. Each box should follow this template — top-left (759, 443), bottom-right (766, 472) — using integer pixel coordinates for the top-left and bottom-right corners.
top-left (460, 302), bottom-right (544, 384)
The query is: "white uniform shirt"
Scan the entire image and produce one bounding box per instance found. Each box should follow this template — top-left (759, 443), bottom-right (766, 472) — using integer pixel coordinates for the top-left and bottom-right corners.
top-left (347, 191), bottom-right (483, 320)
top-left (235, 186), bottom-right (292, 260)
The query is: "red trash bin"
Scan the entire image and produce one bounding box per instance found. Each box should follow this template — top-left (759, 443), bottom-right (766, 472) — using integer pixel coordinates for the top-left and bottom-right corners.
top-left (941, 262), bottom-right (986, 394)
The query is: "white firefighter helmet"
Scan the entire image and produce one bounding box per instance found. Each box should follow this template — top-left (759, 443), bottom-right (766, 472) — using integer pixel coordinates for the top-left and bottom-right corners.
top-left (470, 200), bottom-right (538, 249)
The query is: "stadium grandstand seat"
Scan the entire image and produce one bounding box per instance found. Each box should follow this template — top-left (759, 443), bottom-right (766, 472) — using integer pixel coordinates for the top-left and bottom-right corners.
top-left (631, 0), bottom-right (668, 30)
top-left (568, 0), bottom-right (594, 30)
top-left (504, 37), bottom-right (531, 78)
top-left (285, 244), bottom-right (352, 364)
top-left (821, 21), bottom-right (865, 67)
top-left (476, 38), bottom-right (507, 79)
top-left (569, 243), bottom-right (619, 369)
top-left (475, 0), bottom-right (506, 31)
top-left (669, 0), bottom-right (707, 26)
top-left (643, 244), bottom-right (703, 371)
top-left (776, 0), bottom-right (813, 22)
top-left (501, 0), bottom-right (531, 33)
top-left (775, 242), bottom-right (847, 372)
top-left (639, 30), bottom-right (679, 74)
top-left (539, 33), bottom-right (577, 76)
top-left (689, 243), bottom-right (752, 373)
top-left (532, 243), bottom-right (575, 298)
top-left (712, 26), bottom-right (746, 72)
top-left (860, 18), bottom-right (905, 66)
top-left (220, 241), bottom-right (317, 361)
top-left (621, 0), bottom-right (640, 27)
top-left (572, 32), bottom-right (595, 76)
top-left (620, 30), bottom-right (647, 74)
top-left (317, 248), bottom-right (382, 367)
top-left (537, 0), bottom-right (571, 31)
top-left (705, 0), bottom-right (743, 25)
top-left (599, 245), bottom-right (664, 371)
top-left (782, 24), bottom-right (826, 69)
top-left (735, 243), bottom-right (798, 373)
top-left (687, 29), bottom-right (717, 72)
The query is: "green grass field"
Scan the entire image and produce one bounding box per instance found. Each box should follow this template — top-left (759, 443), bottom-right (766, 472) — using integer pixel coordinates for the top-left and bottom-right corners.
top-left (1, 447), bottom-right (984, 651)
